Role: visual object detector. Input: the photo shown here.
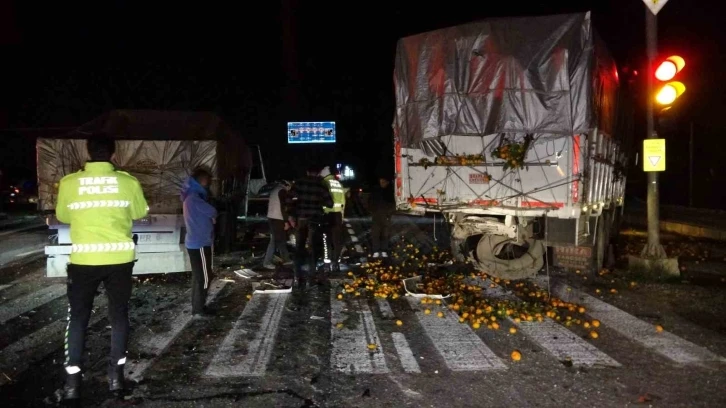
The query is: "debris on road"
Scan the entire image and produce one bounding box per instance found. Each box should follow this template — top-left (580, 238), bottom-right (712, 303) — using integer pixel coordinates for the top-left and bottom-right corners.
top-left (234, 269), bottom-right (260, 279)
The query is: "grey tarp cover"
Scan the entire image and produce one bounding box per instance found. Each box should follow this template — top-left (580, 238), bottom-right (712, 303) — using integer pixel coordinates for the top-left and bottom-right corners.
top-left (37, 110), bottom-right (252, 213)
top-left (393, 12), bottom-right (619, 148)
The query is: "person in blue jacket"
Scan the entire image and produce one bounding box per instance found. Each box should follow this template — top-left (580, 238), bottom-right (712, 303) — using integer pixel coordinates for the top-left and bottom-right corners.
top-left (181, 168), bottom-right (218, 318)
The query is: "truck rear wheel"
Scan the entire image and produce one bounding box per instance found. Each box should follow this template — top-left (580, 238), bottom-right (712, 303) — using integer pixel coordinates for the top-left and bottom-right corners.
top-left (472, 235), bottom-right (544, 280)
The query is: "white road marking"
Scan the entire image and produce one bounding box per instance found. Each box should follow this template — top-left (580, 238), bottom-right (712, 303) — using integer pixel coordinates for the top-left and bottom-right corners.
top-left (376, 298), bottom-right (395, 319)
top-left (0, 296), bottom-right (108, 386)
top-left (550, 281), bottom-right (726, 364)
top-left (516, 320), bottom-right (621, 367)
top-left (350, 236), bottom-right (359, 243)
top-left (406, 297), bottom-right (506, 372)
top-left (391, 332), bottom-right (421, 373)
top-left (0, 284), bottom-right (13, 292)
top-left (469, 278), bottom-right (620, 368)
top-left (0, 284), bottom-right (66, 324)
top-left (347, 229), bottom-right (356, 235)
top-left (205, 292), bottom-right (289, 377)
top-left (0, 223), bottom-right (45, 238)
top-left (330, 280), bottom-right (389, 374)
top-left (354, 244), bottom-right (364, 253)
top-left (126, 280), bottom-right (228, 382)
top-left (14, 249), bottom-right (45, 258)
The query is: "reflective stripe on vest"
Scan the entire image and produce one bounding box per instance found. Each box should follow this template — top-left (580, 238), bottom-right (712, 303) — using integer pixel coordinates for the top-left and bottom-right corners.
top-left (67, 200), bottom-right (131, 210)
top-left (72, 242), bottom-right (135, 253)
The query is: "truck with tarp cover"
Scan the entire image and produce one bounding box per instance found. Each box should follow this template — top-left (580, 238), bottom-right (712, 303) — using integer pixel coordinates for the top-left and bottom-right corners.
top-left (37, 110), bottom-right (252, 277)
top-left (393, 12), bottom-right (632, 279)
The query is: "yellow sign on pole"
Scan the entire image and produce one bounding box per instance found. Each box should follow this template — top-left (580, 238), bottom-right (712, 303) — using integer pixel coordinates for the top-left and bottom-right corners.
top-left (643, 139), bottom-right (666, 172)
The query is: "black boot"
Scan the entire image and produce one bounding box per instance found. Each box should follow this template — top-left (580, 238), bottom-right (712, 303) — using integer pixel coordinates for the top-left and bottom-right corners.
top-left (296, 277), bottom-right (308, 291)
top-left (63, 372), bottom-right (82, 400)
top-left (108, 362), bottom-right (125, 394)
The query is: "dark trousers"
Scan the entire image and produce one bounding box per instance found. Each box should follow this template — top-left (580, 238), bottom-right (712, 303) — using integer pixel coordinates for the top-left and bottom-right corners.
top-left (187, 246), bottom-right (213, 314)
top-left (324, 212), bottom-right (343, 266)
top-left (65, 262), bottom-right (134, 370)
top-left (371, 214), bottom-right (391, 252)
top-left (294, 218), bottom-right (319, 279)
top-left (263, 219), bottom-right (291, 265)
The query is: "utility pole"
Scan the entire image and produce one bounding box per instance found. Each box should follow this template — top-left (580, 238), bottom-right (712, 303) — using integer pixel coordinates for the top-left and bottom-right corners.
top-left (282, 0), bottom-right (300, 110)
top-left (641, 6), bottom-right (667, 258)
top-left (689, 121), bottom-right (694, 208)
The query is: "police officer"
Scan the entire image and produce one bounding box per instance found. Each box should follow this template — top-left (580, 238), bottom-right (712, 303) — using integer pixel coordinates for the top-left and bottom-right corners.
top-left (319, 166), bottom-right (345, 272)
top-left (56, 135), bottom-right (148, 401)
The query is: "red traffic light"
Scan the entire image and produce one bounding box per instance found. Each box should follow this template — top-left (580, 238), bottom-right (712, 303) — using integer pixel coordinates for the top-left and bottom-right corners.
top-left (655, 55), bottom-right (685, 81)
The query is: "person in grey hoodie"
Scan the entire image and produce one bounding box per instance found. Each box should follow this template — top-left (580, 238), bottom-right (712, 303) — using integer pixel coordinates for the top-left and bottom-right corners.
top-left (181, 168), bottom-right (217, 317)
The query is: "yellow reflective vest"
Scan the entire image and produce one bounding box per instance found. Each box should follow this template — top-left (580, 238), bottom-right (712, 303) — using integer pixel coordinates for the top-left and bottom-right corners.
top-left (322, 175), bottom-right (345, 214)
top-left (56, 162), bottom-right (149, 266)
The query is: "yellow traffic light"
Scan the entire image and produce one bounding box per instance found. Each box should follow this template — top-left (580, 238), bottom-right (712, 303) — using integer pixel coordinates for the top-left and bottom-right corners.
top-left (655, 81), bottom-right (686, 105)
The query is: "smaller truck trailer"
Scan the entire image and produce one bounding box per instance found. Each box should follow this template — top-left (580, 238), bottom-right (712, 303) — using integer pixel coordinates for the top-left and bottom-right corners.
top-left (37, 110), bottom-right (252, 277)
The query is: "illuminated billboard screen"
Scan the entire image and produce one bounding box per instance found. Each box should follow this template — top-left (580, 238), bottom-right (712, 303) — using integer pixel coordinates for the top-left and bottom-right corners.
top-left (287, 121), bottom-right (336, 144)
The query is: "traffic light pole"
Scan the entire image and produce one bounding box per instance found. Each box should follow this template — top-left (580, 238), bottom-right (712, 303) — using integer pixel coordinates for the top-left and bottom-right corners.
top-left (642, 7), bottom-right (667, 259)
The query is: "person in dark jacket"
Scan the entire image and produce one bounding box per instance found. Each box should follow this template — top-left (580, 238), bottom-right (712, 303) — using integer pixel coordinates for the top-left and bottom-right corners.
top-left (368, 176), bottom-right (396, 258)
top-left (181, 168), bottom-right (218, 317)
top-left (286, 165), bottom-right (333, 289)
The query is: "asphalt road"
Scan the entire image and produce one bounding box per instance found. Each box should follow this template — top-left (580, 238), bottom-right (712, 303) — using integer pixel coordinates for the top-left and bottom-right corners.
top-left (0, 215), bottom-right (725, 407)
top-left (0, 217), bottom-right (48, 270)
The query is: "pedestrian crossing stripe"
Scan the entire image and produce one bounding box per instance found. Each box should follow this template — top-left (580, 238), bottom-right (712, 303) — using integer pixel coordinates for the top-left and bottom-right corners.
top-left (67, 200), bottom-right (130, 210)
top-left (2, 278), bottom-right (725, 385)
top-left (467, 277), bottom-right (621, 368)
top-left (72, 242), bottom-right (135, 253)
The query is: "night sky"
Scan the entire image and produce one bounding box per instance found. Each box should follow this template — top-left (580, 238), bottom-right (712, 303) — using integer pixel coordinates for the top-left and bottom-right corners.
top-left (1, 0), bottom-right (724, 207)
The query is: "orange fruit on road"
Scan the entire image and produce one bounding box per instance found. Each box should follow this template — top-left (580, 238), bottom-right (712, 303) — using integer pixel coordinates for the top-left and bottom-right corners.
top-left (655, 325), bottom-right (664, 333)
top-left (396, 320), bottom-right (403, 326)
top-left (509, 327), bottom-right (517, 334)
top-left (472, 322), bottom-right (481, 329)
top-left (437, 311), bottom-right (445, 318)
top-left (367, 343), bottom-right (377, 350)
top-left (424, 309), bottom-right (431, 315)
top-left (589, 331), bottom-right (599, 339)
top-left (591, 320), bottom-right (601, 328)
top-left (511, 350), bottom-right (522, 361)
top-left (337, 294), bottom-right (343, 300)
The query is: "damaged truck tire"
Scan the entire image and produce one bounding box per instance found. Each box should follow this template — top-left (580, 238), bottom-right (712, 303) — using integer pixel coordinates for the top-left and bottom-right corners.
top-left (470, 235), bottom-right (545, 280)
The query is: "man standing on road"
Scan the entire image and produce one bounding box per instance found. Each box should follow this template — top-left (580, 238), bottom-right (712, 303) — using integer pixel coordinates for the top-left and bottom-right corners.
top-left (286, 165), bottom-right (333, 289)
top-left (55, 136), bottom-right (148, 401)
top-left (262, 180), bottom-right (293, 269)
top-left (320, 166), bottom-right (345, 273)
top-left (368, 176), bottom-right (395, 258)
top-left (181, 168), bottom-right (218, 318)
